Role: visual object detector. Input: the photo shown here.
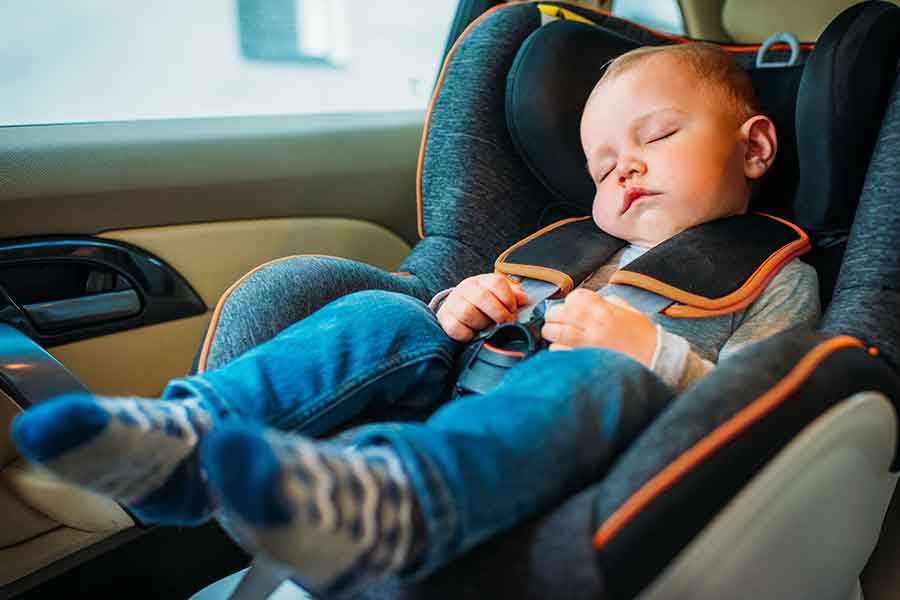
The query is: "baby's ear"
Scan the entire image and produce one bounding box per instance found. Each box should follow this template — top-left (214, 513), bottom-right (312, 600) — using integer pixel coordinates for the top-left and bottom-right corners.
top-left (741, 115), bottom-right (778, 180)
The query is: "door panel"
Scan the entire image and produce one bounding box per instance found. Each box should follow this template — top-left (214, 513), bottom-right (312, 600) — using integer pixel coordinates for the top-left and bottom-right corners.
top-left (99, 217), bottom-right (411, 307)
top-left (47, 218), bottom-right (410, 396)
top-left (47, 315), bottom-right (210, 397)
top-left (0, 112), bottom-right (422, 243)
top-left (0, 109), bottom-right (423, 593)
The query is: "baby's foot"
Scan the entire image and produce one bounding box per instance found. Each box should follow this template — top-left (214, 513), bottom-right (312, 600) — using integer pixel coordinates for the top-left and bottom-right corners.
top-left (201, 424), bottom-right (422, 596)
top-left (12, 393), bottom-right (214, 524)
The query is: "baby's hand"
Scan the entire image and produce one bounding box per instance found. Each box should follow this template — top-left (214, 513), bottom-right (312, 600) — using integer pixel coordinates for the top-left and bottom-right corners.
top-left (437, 274), bottom-right (529, 342)
top-left (541, 289), bottom-right (657, 366)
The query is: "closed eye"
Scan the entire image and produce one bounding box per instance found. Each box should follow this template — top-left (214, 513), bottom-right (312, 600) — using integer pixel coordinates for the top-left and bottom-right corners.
top-left (649, 129), bottom-right (677, 143)
top-left (586, 161), bottom-right (615, 184)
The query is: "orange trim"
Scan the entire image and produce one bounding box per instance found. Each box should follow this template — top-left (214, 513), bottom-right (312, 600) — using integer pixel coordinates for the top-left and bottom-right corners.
top-left (495, 265), bottom-right (573, 296)
top-left (416, 1), bottom-right (815, 239)
top-left (393, 271), bottom-right (412, 277)
top-left (610, 213), bottom-right (810, 315)
top-left (661, 244), bottom-right (802, 318)
top-left (493, 216), bottom-right (591, 295)
top-left (869, 347), bottom-right (881, 357)
top-left (416, 3), bottom-right (513, 240)
top-left (196, 254), bottom-right (349, 373)
top-left (592, 335), bottom-right (865, 551)
top-left (483, 342), bottom-right (526, 358)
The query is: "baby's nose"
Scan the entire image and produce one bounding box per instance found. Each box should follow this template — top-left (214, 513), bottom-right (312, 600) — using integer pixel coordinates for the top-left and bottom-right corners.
top-left (616, 160), bottom-right (647, 185)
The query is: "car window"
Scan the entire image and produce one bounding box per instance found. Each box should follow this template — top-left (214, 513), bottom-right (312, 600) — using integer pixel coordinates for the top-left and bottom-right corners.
top-left (0, 0), bottom-right (457, 126)
top-left (612, 0), bottom-right (686, 35)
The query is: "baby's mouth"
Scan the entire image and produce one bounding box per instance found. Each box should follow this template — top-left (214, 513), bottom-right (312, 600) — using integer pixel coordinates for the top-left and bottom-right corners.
top-left (622, 187), bottom-right (661, 213)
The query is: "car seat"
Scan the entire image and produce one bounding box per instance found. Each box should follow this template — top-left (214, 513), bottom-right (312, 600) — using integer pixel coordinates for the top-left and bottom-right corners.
top-left (190, 2), bottom-right (900, 599)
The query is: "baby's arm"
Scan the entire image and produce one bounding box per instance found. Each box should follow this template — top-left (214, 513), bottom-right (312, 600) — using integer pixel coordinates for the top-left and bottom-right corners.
top-left (718, 259), bottom-right (821, 360)
top-left (665, 259), bottom-right (821, 392)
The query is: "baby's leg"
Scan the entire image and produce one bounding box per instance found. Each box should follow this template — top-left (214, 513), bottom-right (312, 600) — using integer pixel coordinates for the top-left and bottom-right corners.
top-left (199, 348), bottom-right (672, 594)
top-left (12, 290), bottom-right (458, 525)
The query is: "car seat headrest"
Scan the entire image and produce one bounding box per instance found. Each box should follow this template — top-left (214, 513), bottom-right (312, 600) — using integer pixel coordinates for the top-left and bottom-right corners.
top-left (505, 20), bottom-right (640, 217)
top-left (506, 1), bottom-right (900, 235)
top-left (794, 0), bottom-right (900, 236)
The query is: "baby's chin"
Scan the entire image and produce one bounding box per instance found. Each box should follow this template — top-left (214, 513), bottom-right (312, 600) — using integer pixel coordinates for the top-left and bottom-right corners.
top-left (593, 210), bottom-right (679, 248)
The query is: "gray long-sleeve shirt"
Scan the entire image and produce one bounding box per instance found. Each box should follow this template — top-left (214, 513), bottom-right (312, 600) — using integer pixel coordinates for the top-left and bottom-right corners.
top-left (430, 244), bottom-right (821, 393)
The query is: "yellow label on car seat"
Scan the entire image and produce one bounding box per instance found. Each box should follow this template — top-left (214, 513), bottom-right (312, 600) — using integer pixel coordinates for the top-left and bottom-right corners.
top-left (536, 4), bottom-right (599, 26)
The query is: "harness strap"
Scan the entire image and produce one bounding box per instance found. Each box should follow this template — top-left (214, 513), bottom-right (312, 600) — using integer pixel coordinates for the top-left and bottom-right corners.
top-left (497, 212), bottom-right (810, 318)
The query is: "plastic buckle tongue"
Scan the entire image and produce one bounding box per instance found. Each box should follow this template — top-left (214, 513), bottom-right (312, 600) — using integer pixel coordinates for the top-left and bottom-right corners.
top-left (514, 278), bottom-right (560, 323)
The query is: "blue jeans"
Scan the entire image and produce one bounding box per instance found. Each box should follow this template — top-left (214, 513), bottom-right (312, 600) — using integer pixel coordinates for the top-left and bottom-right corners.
top-left (165, 290), bottom-right (672, 577)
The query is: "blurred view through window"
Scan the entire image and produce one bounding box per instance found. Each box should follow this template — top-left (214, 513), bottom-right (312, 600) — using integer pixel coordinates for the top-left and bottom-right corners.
top-left (0, 0), bottom-right (456, 126)
top-left (613, 0), bottom-right (686, 35)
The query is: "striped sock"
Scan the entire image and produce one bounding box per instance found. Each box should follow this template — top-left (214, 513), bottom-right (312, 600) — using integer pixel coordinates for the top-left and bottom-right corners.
top-left (201, 424), bottom-right (423, 595)
top-left (12, 393), bottom-right (215, 524)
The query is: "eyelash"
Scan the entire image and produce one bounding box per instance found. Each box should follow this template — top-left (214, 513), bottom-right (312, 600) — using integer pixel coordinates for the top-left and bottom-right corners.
top-left (649, 129), bottom-right (677, 143)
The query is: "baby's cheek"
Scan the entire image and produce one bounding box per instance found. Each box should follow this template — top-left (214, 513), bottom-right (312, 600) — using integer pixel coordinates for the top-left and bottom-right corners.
top-left (592, 192), bottom-right (617, 229)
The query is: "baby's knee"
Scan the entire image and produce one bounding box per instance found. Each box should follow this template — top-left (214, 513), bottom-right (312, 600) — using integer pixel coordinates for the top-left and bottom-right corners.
top-left (331, 290), bottom-right (441, 335)
top-left (337, 290), bottom-right (427, 316)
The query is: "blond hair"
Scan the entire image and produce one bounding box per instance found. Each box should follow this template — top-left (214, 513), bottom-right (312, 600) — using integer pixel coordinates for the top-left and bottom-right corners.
top-left (591, 43), bottom-right (761, 124)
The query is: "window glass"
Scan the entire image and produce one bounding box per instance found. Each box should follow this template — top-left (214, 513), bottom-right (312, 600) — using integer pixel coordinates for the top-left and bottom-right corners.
top-left (612, 0), bottom-right (686, 36)
top-left (0, 0), bottom-right (457, 126)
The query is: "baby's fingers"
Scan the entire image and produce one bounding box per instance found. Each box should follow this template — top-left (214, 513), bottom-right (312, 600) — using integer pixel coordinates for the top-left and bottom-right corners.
top-left (479, 275), bottom-right (523, 314)
top-left (513, 284), bottom-right (529, 307)
top-left (439, 295), bottom-right (491, 334)
top-left (540, 321), bottom-right (583, 347)
top-left (438, 313), bottom-right (476, 342)
top-left (463, 280), bottom-right (515, 324)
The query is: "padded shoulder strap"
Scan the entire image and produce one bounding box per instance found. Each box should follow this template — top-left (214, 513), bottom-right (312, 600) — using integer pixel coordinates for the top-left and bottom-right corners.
top-left (495, 213), bottom-right (810, 317)
top-left (615, 213), bottom-right (810, 317)
top-left (495, 216), bottom-right (627, 296)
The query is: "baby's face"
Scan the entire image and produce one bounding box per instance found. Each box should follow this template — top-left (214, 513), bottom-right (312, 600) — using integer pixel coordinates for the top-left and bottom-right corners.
top-left (581, 54), bottom-right (752, 247)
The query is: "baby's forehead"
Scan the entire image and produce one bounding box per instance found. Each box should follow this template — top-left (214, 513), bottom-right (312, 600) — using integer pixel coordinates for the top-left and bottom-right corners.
top-left (597, 54), bottom-right (697, 98)
top-left (587, 55), bottom-right (724, 120)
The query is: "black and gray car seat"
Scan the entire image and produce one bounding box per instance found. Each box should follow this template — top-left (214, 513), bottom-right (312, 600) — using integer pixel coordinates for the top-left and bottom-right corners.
top-left (191, 2), bottom-right (900, 599)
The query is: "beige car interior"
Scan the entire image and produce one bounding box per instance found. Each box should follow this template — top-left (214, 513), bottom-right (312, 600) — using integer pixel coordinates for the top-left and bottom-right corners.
top-left (3, 0), bottom-right (899, 596)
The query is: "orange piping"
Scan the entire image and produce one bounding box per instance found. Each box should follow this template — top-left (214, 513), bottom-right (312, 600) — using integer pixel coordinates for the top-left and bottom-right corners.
top-left (493, 215), bottom-right (592, 294)
top-left (196, 254), bottom-right (348, 373)
top-left (662, 244), bottom-right (803, 318)
top-left (592, 335), bottom-right (865, 550)
top-left (416, 3), bottom-right (514, 240)
top-left (494, 215), bottom-right (592, 265)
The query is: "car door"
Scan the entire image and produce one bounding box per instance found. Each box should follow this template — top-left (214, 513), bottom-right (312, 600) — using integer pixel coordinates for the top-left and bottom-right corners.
top-left (0, 1), bottom-right (458, 595)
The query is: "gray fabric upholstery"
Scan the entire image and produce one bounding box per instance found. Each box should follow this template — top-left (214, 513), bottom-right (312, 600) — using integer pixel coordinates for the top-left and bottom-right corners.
top-left (821, 77), bottom-right (900, 371)
top-left (203, 257), bottom-right (430, 371)
top-left (401, 4), bottom-right (549, 289)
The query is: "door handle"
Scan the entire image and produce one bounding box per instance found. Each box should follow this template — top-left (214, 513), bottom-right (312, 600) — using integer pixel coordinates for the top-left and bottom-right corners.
top-left (22, 290), bottom-right (141, 332)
